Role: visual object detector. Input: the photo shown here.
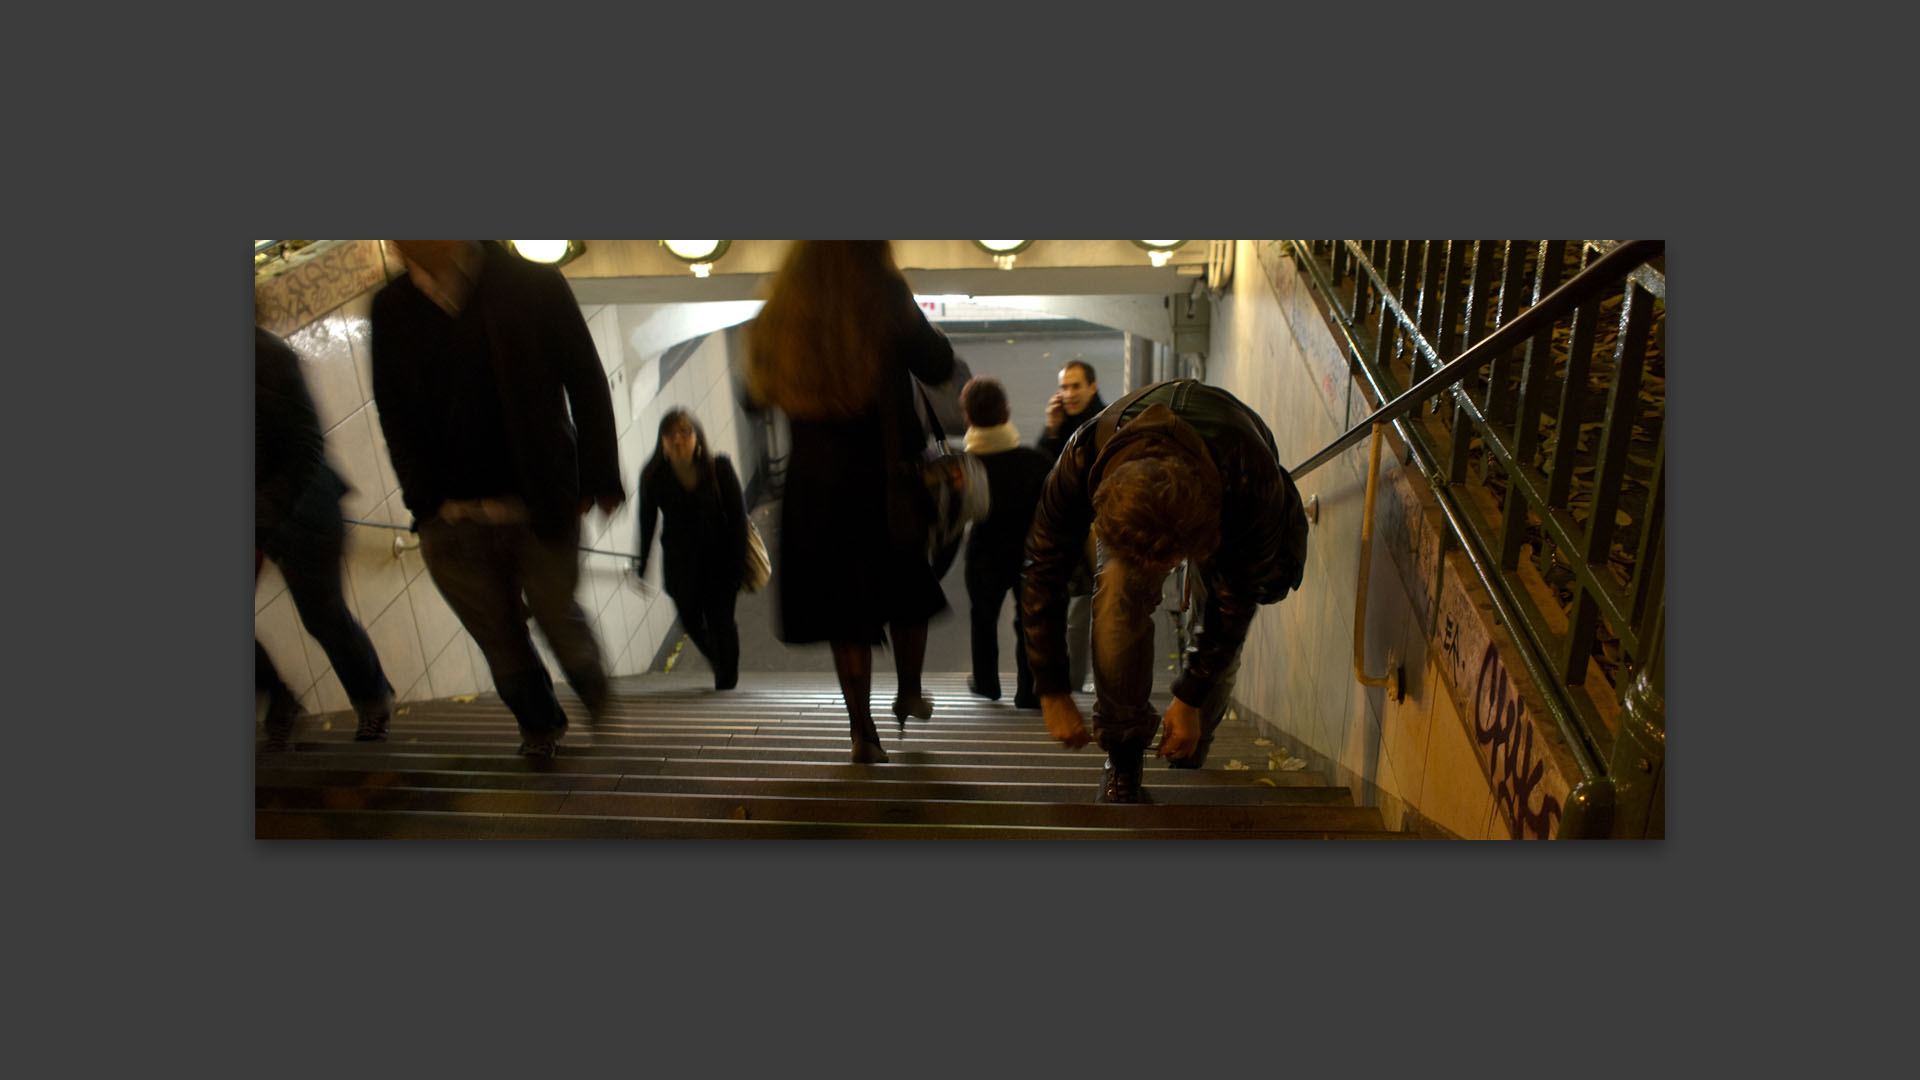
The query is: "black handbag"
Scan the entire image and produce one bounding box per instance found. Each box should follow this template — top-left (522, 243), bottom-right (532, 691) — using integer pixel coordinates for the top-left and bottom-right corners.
top-left (913, 380), bottom-right (988, 578)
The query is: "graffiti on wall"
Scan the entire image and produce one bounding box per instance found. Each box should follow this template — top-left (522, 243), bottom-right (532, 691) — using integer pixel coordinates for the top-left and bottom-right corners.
top-left (1472, 641), bottom-right (1563, 840)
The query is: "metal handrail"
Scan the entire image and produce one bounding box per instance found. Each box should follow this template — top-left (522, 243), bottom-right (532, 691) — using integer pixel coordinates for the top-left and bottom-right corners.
top-left (343, 518), bottom-right (640, 562)
top-left (1289, 240), bottom-right (1662, 481)
top-left (1279, 241), bottom-right (1665, 817)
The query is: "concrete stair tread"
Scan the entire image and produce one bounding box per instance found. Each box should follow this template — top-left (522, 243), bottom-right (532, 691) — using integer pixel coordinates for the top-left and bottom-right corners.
top-left (256, 809), bottom-right (1406, 840)
top-left (254, 768), bottom-right (1356, 805)
top-left (256, 784), bottom-right (1385, 829)
top-left (261, 750), bottom-right (1338, 787)
top-left (258, 673), bottom-right (1396, 839)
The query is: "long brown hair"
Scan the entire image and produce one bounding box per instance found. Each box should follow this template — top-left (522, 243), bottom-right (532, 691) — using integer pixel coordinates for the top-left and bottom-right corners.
top-left (745, 240), bottom-right (918, 420)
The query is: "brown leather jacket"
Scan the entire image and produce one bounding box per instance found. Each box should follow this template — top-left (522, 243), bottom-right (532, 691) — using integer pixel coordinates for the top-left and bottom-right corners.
top-left (1020, 380), bottom-right (1309, 705)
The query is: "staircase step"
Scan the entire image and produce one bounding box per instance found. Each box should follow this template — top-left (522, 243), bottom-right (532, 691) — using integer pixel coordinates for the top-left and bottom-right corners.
top-left (255, 767), bottom-right (1355, 805)
top-left (256, 784), bottom-right (1386, 831)
top-left (256, 809), bottom-right (1404, 840)
top-left (260, 750), bottom-right (1337, 788)
top-left (256, 672), bottom-right (1400, 839)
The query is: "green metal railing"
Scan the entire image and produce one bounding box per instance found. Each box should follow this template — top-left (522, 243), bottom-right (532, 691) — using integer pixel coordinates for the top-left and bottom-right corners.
top-left (1284, 240), bottom-right (1665, 838)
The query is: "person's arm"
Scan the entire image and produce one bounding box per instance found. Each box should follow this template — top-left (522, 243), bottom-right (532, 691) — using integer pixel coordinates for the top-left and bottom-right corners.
top-left (369, 291), bottom-right (439, 528)
top-left (897, 288), bottom-right (955, 387)
top-left (254, 330), bottom-right (325, 529)
top-left (633, 466), bottom-right (660, 578)
top-left (536, 268), bottom-right (625, 514)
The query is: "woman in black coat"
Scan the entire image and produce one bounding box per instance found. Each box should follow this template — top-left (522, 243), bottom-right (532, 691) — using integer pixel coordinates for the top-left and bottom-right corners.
top-left (957, 376), bottom-right (1053, 708)
top-left (746, 241), bottom-right (954, 764)
top-left (632, 409), bottom-right (748, 690)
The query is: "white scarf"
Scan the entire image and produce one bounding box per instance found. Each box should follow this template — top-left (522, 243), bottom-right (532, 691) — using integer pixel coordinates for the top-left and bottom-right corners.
top-left (964, 422), bottom-right (1022, 455)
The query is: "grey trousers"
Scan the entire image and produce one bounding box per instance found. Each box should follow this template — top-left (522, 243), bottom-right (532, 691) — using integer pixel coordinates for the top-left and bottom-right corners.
top-left (418, 516), bottom-right (608, 735)
top-left (1065, 560), bottom-right (1094, 693)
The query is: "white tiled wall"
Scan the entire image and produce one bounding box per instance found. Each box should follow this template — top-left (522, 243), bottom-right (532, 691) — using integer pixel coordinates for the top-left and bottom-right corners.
top-left (255, 291), bottom-right (759, 719)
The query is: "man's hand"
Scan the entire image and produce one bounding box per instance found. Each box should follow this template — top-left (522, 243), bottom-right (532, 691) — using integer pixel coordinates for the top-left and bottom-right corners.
top-left (1045, 393), bottom-right (1065, 434)
top-left (1040, 693), bottom-right (1091, 750)
top-left (1156, 698), bottom-right (1201, 761)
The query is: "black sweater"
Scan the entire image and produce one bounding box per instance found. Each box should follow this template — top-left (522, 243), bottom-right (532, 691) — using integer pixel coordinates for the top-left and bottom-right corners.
top-left (370, 241), bottom-right (624, 540)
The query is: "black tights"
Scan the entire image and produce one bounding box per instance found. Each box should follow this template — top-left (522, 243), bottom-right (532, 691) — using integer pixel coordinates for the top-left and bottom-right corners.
top-left (829, 621), bottom-right (927, 736)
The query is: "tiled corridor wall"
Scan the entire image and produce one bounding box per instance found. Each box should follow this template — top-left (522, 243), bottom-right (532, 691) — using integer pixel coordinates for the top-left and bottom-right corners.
top-left (1207, 241), bottom-right (1502, 838)
top-left (254, 263), bottom-right (758, 720)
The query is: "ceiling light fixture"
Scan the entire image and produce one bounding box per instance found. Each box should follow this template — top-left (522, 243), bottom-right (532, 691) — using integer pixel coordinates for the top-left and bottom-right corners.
top-left (510, 240), bottom-right (585, 266)
top-left (972, 239), bottom-right (1033, 270)
top-left (1132, 239), bottom-right (1187, 267)
top-left (661, 240), bottom-right (732, 277)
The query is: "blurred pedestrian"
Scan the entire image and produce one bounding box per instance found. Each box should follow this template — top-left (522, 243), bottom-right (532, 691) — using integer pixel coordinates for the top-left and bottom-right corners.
top-left (255, 327), bottom-right (394, 752)
top-left (370, 240), bottom-right (625, 759)
top-left (957, 376), bottom-right (1052, 708)
top-left (632, 409), bottom-right (748, 691)
top-left (745, 240), bottom-right (954, 764)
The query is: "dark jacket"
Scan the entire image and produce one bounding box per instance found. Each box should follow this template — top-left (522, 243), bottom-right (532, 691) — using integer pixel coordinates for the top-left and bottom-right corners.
top-left (1022, 380), bottom-right (1309, 706)
top-left (776, 282), bottom-right (954, 644)
top-left (1036, 389), bottom-right (1106, 460)
top-left (255, 327), bottom-right (348, 550)
top-left (369, 241), bottom-right (624, 541)
top-left (964, 442), bottom-right (1052, 589)
top-left (635, 453), bottom-right (748, 599)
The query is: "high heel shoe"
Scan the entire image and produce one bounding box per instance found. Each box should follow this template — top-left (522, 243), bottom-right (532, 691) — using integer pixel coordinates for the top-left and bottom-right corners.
top-left (891, 694), bottom-right (934, 732)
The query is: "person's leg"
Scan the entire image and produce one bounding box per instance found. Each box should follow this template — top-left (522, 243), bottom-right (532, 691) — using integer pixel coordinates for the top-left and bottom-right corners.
top-left (270, 504), bottom-right (395, 738)
top-left (1167, 571), bottom-right (1241, 769)
top-left (888, 620), bottom-right (932, 727)
top-left (516, 521), bottom-right (610, 724)
top-left (1066, 572), bottom-right (1093, 693)
top-left (255, 639), bottom-right (303, 752)
top-left (1089, 556), bottom-right (1166, 803)
top-left (1012, 587), bottom-right (1038, 708)
top-left (420, 518), bottom-right (567, 751)
top-left (709, 582), bottom-right (740, 690)
top-left (965, 567), bottom-right (1002, 699)
top-left (669, 585), bottom-right (712, 666)
top-left (831, 640), bottom-right (885, 763)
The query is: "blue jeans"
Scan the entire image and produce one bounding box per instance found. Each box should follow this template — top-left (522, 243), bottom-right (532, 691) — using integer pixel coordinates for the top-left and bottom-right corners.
top-left (418, 516), bottom-right (608, 734)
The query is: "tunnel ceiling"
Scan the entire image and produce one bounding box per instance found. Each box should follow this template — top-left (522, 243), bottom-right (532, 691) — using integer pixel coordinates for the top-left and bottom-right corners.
top-left (560, 239), bottom-right (1214, 304)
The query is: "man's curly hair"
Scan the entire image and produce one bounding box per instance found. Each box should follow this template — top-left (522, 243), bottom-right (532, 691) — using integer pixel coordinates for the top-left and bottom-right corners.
top-left (1092, 447), bottom-right (1221, 571)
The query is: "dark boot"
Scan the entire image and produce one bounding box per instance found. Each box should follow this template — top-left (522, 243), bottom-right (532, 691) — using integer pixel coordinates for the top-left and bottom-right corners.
top-left (352, 689), bottom-right (395, 742)
top-left (1097, 742), bottom-right (1151, 804)
top-left (261, 692), bottom-right (302, 753)
top-left (562, 664), bottom-right (611, 727)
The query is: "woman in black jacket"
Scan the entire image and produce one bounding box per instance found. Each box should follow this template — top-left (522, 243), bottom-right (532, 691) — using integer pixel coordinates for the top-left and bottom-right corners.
top-left (633, 409), bottom-right (748, 691)
top-left (745, 241), bottom-right (955, 764)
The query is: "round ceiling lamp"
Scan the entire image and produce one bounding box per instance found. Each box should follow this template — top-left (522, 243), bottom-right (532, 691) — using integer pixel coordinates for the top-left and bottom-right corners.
top-left (660, 240), bottom-right (732, 277)
top-left (510, 240), bottom-right (583, 264)
top-left (972, 239), bottom-right (1033, 269)
top-left (1131, 239), bottom-right (1187, 267)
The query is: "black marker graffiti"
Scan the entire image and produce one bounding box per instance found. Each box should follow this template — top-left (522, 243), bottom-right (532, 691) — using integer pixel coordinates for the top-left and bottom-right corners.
top-left (1473, 643), bottom-right (1563, 840)
top-left (1441, 615), bottom-right (1464, 682)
